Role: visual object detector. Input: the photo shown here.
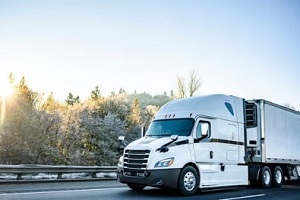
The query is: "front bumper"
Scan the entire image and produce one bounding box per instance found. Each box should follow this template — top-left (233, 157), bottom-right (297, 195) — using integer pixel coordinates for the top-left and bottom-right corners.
top-left (117, 166), bottom-right (181, 189)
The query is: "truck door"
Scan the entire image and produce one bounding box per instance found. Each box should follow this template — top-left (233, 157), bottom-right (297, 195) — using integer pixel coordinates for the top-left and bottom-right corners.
top-left (194, 120), bottom-right (214, 163)
top-left (193, 119), bottom-right (243, 187)
top-left (193, 119), bottom-right (222, 187)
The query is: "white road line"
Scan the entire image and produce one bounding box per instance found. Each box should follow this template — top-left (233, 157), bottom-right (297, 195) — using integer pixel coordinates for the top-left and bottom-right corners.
top-left (0, 187), bottom-right (126, 196)
top-left (219, 194), bottom-right (266, 200)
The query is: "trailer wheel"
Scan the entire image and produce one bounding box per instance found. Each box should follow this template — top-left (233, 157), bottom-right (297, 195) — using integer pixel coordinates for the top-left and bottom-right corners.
top-left (127, 183), bottom-right (145, 191)
top-left (178, 166), bottom-right (199, 196)
top-left (272, 166), bottom-right (283, 188)
top-left (260, 166), bottom-right (272, 188)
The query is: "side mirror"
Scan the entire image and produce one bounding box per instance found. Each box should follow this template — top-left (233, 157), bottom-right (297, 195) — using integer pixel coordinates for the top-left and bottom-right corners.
top-left (196, 121), bottom-right (210, 139)
top-left (118, 136), bottom-right (127, 153)
top-left (118, 136), bottom-right (125, 141)
top-left (201, 123), bottom-right (209, 137)
top-left (171, 135), bottom-right (178, 141)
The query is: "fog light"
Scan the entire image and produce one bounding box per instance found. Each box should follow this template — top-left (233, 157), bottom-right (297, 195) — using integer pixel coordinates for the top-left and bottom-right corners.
top-left (155, 179), bottom-right (164, 186)
top-left (144, 171), bottom-right (151, 177)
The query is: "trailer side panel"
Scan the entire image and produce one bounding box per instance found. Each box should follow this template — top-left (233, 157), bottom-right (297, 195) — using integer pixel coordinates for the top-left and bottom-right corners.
top-left (262, 101), bottom-right (300, 164)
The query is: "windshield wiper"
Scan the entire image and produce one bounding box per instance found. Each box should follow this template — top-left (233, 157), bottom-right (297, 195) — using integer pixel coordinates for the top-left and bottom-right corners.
top-left (156, 135), bottom-right (178, 152)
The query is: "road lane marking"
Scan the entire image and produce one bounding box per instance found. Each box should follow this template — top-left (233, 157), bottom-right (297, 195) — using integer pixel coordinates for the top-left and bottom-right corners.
top-left (219, 194), bottom-right (266, 200)
top-left (0, 187), bottom-right (126, 196)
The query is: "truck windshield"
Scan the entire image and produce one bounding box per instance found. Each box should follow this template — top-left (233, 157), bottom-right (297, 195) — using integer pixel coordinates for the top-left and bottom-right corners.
top-left (146, 118), bottom-right (194, 137)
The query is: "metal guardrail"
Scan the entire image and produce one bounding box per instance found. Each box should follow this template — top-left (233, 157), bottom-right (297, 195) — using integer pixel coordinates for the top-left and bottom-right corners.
top-left (0, 165), bottom-right (117, 181)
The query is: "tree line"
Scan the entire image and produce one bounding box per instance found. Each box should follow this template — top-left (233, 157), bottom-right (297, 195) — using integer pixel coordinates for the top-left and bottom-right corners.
top-left (0, 71), bottom-right (201, 166)
top-left (0, 76), bottom-right (165, 165)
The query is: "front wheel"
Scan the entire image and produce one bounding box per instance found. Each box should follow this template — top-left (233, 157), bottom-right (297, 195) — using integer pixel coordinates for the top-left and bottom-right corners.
top-left (127, 183), bottom-right (145, 191)
top-left (178, 166), bottom-right (199, 196)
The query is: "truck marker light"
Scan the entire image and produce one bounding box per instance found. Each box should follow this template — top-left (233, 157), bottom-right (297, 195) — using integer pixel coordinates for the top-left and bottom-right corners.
top-left (168, 158), bottom-right (174, 166)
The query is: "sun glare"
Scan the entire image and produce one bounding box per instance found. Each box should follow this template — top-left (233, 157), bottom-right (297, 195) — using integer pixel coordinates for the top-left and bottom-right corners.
top-left (1, 80), bottom-right (13, 125)
top-left (0, 81), bottom-right (13, 99)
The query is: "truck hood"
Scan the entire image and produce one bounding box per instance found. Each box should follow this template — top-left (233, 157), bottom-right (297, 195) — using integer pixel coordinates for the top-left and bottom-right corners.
top-left (126, 136), bottom-right (189, 151)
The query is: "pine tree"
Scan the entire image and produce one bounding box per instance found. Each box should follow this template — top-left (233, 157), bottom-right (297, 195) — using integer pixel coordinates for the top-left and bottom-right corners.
top-left (90, 86), bottom-right (101, 100)
top-left (65, 92), bottom-right (80, 105)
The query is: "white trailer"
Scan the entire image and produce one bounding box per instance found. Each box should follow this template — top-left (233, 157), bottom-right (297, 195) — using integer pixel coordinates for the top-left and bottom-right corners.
top-left (246, 99), bottom-right (300, 188)
top-left (117, 94), bottom-right (300, 195)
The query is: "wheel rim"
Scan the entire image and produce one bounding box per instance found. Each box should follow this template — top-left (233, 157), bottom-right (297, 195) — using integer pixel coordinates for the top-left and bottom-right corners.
top-left (275, 169), bottom-right (282, 184)
top-left (183, 171), bottom-right (196, 191)
top-left (263, 169), bottom-right (271, 185)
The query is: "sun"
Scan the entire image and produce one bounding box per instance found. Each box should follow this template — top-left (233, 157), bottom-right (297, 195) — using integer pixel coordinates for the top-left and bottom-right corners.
top-left (0, 80), bottom-right (13, 99)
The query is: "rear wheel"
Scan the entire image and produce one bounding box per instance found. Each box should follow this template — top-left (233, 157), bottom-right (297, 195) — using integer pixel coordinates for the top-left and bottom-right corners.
top-left (260, 166), bottom-right (272, 188)
top-left (178, 166), bottom-right (199, 196)
top-left (272, 166), bottom-right (283, 188)
top-left (127, 183), bottom-right (145, 191)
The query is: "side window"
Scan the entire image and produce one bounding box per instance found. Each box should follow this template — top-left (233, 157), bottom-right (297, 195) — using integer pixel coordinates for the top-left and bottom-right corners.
top-left (225, 102), bottom-right (234, 116)
top-left (196, 121), bottom-right (210, 139)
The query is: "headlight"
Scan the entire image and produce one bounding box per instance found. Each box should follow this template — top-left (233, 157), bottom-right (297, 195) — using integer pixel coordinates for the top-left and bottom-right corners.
top-left (154, 157), bottom-right (174, 168)
top-left (118, 156), bottom-right (124, 167)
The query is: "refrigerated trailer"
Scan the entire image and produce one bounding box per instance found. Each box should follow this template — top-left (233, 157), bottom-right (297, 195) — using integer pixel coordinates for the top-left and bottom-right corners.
top-left (117, 94), bottom-right (300, 195)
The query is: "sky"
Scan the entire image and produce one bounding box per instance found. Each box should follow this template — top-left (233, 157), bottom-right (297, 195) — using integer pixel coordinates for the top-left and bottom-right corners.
top-left (0, 0), bottom-right (299, 109)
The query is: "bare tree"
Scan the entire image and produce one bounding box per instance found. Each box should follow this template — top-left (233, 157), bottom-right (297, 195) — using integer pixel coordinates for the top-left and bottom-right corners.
top-left (176, 70), bottom-right (202, 98)
top-left (177, 75), bottom-right (186, 98)
top-left (188, 70), bottom-right (202, 97)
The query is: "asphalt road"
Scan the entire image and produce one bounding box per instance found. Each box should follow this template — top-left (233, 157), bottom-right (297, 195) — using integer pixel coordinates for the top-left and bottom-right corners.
top-left (0, 180), bottom-right (299, 200)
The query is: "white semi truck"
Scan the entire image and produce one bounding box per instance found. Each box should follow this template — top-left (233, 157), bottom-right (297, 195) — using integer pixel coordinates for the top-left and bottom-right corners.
top-left (117, 94), bottom-right (300, 195)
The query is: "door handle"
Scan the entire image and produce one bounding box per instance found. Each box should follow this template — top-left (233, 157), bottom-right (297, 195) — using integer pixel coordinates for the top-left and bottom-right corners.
top-left (210, 151), bottom-right (213, 159)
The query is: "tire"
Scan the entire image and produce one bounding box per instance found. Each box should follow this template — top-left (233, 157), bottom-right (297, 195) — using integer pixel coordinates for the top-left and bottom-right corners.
top-left (272, 166), bottom-right (283, 188)
top-left (260, 166), bottom-right (272, 188)
top-left (178, 166), bottom-right (199, 196)
top-left (127, 183), bottom-right (145, 191)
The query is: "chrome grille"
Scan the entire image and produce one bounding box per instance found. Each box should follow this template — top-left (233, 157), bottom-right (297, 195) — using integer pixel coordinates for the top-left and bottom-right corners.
top-left (123, 149), bottom-right (150, 171)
